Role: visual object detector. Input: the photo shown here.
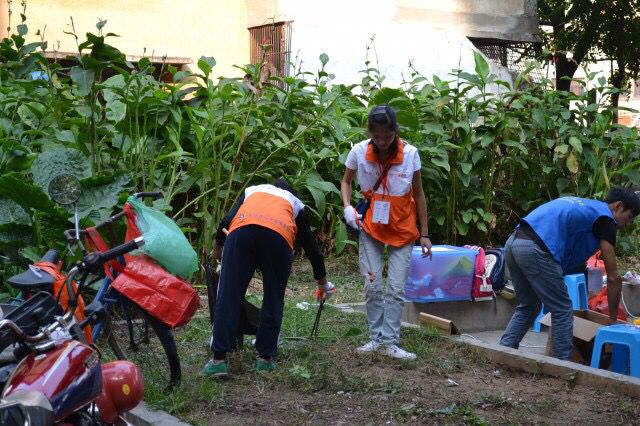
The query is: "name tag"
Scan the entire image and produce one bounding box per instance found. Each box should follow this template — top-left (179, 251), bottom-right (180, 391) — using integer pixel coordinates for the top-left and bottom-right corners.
top-left (372, 201), bottom-right (390, 224)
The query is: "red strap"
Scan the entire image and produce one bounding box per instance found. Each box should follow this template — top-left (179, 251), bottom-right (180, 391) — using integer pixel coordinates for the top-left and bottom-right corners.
top-left (84, 227), bottom-right (123, 279)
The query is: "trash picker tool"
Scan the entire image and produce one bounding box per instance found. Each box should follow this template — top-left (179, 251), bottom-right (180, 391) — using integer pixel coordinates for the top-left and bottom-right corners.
top-left (310, 297), bottom-right (326, 338)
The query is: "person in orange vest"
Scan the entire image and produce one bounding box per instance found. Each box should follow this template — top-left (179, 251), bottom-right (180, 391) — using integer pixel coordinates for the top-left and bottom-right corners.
top-left (201, 178), bottom-right (334, 378)
top-left (341, 105), bottom-right (431, 360)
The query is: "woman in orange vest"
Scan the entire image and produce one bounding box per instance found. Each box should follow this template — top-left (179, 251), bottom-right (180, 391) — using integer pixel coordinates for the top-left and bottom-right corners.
top-left (341, 105), bottom-right (431, 360)
top-left (202, 179), bottom-right (334, 377)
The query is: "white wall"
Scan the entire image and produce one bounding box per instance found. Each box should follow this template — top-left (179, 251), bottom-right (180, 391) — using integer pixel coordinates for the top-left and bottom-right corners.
top-left (279, 0), bottom-right (513, 88)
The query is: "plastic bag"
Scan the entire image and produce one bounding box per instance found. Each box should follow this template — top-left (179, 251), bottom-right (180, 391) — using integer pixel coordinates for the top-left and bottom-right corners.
top-left (588, 286), bottom-right (627, 321)
top-left (126, 196), bottom-right (198, 278)
top-left (112, 255), bottom-right (199, 328)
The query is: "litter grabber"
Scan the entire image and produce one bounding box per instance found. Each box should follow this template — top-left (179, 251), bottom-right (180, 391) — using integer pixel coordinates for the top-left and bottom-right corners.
top-left (309, 298), bottom-right (325, 338)
top-left (310, 282), bottom-right (335, 338)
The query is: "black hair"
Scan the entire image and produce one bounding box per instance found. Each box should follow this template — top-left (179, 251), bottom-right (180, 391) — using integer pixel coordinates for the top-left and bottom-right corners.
top-left (604, 187), bottom-right (640, 216)
top-left (367, 105), bottom-right (398, 132)
top-left (271, 177), bottom-right (298, 197)
top-left (368, 105), bottom-right (399, 155)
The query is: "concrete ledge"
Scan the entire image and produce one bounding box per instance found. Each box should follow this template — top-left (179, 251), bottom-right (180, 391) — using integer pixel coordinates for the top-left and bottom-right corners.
top-left (124, 402), bottom-right (191, 426)
top-left (452, 337), bottom-right (640, 398)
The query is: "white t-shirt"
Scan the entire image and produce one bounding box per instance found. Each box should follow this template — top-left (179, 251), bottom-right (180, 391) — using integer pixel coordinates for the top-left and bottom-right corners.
top-left (245, 184), bottom-right (305, 218)
top-left (345, 139), bottom-right (421, 196)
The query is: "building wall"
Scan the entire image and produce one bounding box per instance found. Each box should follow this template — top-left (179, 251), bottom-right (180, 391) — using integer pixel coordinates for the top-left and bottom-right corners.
top-left (1, 0), bottom-right (249, 78)
top-left (246, 0), bottom-right (519, 88)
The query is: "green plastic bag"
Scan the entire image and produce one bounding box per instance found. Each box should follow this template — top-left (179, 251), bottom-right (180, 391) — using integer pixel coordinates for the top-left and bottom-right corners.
top-left (127, 196), bottom-right (198, 278)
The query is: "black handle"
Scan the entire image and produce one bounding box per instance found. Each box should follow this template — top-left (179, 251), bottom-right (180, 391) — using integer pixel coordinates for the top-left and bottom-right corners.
top-left (80, 237), bottom-right (144, 274)
top-left (100, 237), bottom-right (145, 263)
top-left (134, 191), bottom-right (163, 200)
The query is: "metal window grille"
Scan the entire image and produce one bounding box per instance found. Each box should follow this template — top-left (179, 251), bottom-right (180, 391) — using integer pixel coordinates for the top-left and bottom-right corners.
top-left (249, 22), bottom-right (292, 79)
top-left (469, 38), bottom-right (546, 82)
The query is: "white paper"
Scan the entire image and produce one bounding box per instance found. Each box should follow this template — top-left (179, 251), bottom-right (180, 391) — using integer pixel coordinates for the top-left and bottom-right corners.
top-left (372, 200), bottom-right (390, 224)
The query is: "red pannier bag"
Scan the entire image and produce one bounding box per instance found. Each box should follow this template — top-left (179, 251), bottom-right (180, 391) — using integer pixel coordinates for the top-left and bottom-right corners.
top-left (111, 255), bottom-right (199, 328)
top-left (84, 203), bottom-right (199, 329)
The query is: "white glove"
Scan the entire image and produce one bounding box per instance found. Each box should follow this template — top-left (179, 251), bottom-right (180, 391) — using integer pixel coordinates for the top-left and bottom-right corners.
top-left (314, 282), bottom-right (336, 301)
top-left (343, 206), bottom-right (362, 230)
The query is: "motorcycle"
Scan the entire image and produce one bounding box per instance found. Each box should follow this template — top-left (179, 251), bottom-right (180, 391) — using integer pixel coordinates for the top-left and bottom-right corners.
top-left (0, 174), bottom-right (146, 425)
top-left (0, 239), bottom-right (146, 424)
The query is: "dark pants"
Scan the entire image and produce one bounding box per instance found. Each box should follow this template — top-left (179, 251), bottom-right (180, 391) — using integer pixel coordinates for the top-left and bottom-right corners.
top-left (499, 234), bottom-right (574, 360)
top-left (211, 225), bottom-right (293, 359)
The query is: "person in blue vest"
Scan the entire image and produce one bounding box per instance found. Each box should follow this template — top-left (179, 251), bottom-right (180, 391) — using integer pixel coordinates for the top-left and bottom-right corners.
top-left (499, 188), bottom-right (640, 360)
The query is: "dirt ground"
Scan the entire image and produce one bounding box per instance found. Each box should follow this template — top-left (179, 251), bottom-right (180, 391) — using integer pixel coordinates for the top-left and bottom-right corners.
top-left (181, 338), bottom-right (640, 425)
top-left (162, 255), bottom-right (640, 425)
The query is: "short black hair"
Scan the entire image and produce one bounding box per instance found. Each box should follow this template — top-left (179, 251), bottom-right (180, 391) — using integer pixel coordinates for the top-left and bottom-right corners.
top-left (367, 105), bottom-right (398, 132)
top-left (604, 187), bottom-right (640, 216)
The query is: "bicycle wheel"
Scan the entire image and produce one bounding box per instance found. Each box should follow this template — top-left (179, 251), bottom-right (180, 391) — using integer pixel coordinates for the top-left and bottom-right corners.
top-left (102, 293), bottom-right (181, 389)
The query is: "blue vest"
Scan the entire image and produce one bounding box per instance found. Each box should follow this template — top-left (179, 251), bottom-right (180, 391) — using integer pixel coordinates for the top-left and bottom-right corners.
top-left (523, 197), bottom-right (615, 273)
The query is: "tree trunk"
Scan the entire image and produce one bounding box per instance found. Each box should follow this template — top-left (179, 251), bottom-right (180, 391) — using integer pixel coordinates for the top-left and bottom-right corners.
top-left (554, 54), bottom-right (579, 92)
top-left (611, 8), bottom-right (627, 123)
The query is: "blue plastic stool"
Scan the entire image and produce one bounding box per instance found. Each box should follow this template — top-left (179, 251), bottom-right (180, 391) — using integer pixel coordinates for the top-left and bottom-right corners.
top-left (532, 273), bottom-right (588, 332)
top-left (590, 324), bottom-right (640, 377)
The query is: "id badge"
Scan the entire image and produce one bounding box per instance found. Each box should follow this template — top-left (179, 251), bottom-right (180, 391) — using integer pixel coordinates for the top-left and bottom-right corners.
top-left (372, 201), bottom-right (390, 224)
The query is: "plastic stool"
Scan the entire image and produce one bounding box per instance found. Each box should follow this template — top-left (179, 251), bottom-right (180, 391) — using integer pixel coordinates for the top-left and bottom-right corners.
top-left (590, 324), bottom-right (640, 377)
top-left (532, 273), bottom-right (588, 332)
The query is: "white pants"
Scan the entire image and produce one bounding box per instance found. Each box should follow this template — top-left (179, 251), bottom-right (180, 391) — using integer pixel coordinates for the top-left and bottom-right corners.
top-left (359, 231), bottom-right (413, 345)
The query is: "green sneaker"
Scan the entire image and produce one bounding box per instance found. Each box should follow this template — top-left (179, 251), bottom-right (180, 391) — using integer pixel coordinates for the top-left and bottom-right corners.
top-left (201, 359), bottom-right (228, 378)
top-left (256, 357), bottom-right (277, 373)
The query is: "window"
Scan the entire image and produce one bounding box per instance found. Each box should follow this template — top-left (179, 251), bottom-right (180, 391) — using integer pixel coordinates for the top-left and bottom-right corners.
top-left (469, 38), bottom-right (545, 82)
top-left (248, 22), bottom-right (292, 79)
top-left (43, 51), bottom-right (192, 83)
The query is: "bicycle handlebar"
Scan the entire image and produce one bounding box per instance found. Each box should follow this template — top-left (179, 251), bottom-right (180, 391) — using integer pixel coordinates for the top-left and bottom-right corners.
top-left (64, 191), bottom-right (162, 243)
top-left (133, 191), bottom-right (163, 200)
top-left (97, 236), bottom-right (145, 263)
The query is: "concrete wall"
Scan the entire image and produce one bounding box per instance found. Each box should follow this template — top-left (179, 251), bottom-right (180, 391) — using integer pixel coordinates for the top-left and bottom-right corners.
top-left (247, 0), bottom-right (517, 88)
top-left (1, 0), bottom-right (250, 79)
top-left (393, 0), bottom-right (540, 42)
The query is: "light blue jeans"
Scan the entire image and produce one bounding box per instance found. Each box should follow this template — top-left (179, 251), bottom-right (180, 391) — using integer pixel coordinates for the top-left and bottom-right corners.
top-left (359, 231), bottom-right (413, 345)
top-left (499, 234), bottom-right (574, 360)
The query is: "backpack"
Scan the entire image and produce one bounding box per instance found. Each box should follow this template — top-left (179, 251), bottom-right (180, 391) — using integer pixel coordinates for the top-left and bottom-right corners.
top-left (464, 245), bottom-right (494, 301)
top-left (485, 248), bottom-right (506, 292)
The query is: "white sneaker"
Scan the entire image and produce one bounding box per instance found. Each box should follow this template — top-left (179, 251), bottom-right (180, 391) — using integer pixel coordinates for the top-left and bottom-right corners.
top-left (356, 340), bottom-right (381, 353)
top-left (380, 344), bottom-right (416, 360)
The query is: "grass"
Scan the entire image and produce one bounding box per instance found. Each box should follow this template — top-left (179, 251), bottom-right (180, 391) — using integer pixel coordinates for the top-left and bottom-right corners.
top-left (145, 301), bottom-right (443, 420)
top-left (139, 251), bottom-right (484, 423)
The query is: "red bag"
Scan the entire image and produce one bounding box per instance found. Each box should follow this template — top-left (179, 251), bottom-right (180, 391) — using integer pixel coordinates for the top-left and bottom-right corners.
top-left (588, 286), bottom-right (627, 321)
top-left (465, 245), bottom-right (494, 301)
top-left (111, 255), bottom-right (199, 328)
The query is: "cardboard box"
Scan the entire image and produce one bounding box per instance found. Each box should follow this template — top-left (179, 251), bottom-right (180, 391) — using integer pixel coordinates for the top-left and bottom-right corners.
top-left (539, 310), bottom-right (624, 364)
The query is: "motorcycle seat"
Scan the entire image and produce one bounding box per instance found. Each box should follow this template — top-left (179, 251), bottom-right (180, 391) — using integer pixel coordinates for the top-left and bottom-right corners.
top-left (7, 249), bottom-right (61, 291)
top-left (7, 266), bottom-right (55, 291)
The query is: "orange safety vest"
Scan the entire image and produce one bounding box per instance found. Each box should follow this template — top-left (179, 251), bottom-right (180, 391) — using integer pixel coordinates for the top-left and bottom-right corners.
top-left (228, 185), bottom-right (303, 249)
top-left (361, 140), bottom-right (419, 247)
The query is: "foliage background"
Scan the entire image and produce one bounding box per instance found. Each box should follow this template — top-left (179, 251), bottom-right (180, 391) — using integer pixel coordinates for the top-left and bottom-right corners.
top-left (1, 18), bottom-right (639, 292)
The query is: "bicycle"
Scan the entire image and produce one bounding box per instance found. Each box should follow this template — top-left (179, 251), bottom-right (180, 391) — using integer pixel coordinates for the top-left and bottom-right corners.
top-left (7, 176), bottom-right (183, 389)
top-left (64, 191), bottom-right (182, 389)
